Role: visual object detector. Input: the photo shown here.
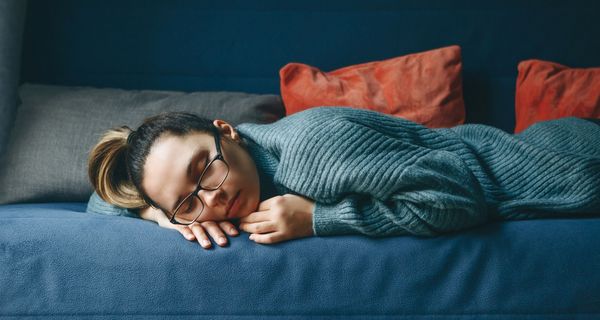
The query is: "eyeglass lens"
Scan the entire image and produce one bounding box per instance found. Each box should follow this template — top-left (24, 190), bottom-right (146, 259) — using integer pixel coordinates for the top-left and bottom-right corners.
top-left (173, 159), bottom-right (229, 223)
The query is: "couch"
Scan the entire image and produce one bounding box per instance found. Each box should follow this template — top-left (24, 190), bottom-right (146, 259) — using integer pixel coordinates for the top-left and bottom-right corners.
top-left (1, 1), bottom-right (599, 319)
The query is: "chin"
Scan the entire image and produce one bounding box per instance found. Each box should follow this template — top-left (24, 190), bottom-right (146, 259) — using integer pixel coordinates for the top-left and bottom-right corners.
top-left (240, 195), bottom-right (259, 218)
top-left (237, 203), bottom-right (254, 219)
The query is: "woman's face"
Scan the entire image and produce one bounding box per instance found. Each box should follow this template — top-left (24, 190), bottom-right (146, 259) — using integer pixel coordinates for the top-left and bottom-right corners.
top-left (141, 120), bottom-right (260, 222)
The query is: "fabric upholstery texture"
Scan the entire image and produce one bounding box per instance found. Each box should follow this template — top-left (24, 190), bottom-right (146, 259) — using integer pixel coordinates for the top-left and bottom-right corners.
top-left (279, 45), bottom-right (465, 128)
top-left (0, 0), bottom-right (27, 159)
top-left (515, 59), bottom-right (600, 133)
top-left (1, 202), bottom-right (600, 318)
top-left (0, 83), bottom-right (285, 205)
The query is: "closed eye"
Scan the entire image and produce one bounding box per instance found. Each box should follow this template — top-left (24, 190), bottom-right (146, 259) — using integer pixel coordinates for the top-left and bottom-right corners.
top-left (196, 154), bottom-right (210, 179)
top-left (172, 149), bottom-right (210, 213)
top-left (185, 200), bottom-right (195, 213)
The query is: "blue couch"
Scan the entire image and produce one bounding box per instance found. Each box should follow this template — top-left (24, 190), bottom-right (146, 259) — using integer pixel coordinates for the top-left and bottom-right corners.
top-left (2, 1), bottom-right (600, 319)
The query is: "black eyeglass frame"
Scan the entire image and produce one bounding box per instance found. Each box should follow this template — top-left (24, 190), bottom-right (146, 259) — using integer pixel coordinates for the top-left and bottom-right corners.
top-left (167, 125), bottom-right (230, 225)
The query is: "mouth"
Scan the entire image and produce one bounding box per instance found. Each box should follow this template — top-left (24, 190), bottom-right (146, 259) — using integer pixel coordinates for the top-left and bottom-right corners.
top-left (226, 191), bottom-right (240, 218)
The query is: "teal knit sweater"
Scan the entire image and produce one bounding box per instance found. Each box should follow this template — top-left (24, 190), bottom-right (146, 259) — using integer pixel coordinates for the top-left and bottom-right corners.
top-left (87, 107), bottom-right (600, 237)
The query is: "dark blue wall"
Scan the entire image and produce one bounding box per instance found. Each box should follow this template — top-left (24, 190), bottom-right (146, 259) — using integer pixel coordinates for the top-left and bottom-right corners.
top-left (20, 0), bottom-right (600, 132)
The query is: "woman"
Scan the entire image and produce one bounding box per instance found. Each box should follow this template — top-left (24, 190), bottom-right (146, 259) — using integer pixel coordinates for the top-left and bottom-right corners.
top-left (87, 106), bottom-right (600, 249)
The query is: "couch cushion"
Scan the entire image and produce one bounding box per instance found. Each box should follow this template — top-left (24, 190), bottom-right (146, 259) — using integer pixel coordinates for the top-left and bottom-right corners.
top-left (0, 0), bottom-right (27, 159)
top-left (1, 202), bottom-right (599, 318)
top-left (0, 83), bottom-right (285, 204)
top-left (280, 45), bottom-right (465, 128)
top-left (514, 59), bottom-right (600, 133)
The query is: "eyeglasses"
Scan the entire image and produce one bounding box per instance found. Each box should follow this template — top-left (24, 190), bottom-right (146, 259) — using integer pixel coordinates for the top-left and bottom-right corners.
top-left (168, 126), bottom-right (230, 225)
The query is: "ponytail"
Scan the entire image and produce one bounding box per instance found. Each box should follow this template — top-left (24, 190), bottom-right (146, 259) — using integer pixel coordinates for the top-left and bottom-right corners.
top-left (87, 126), bottom-right (146, 209)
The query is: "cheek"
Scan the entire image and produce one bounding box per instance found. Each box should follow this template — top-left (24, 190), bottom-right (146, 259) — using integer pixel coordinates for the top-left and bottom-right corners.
top-left (227, 150), bottom-right (253, 184)
top-left (224, 146), bottom-right (261, 211)
top-left (233, 162), bottom-right (260, 213)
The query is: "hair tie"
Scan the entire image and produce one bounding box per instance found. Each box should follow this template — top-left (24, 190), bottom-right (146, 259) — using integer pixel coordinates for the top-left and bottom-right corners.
top-left (126, 129), bottom-right (138, 145)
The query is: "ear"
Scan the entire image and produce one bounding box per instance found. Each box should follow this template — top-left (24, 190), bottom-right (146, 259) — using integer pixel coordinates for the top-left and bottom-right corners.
top-left (212, 119), bottom-right (241, 143)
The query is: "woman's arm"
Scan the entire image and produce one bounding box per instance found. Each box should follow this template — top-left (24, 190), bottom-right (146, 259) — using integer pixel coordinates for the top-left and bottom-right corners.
top-left (137, 206), bottom-right (240, 249)
top-left (87, 191), bottom-right (239, 249)
top-left (240, 150), bottom-right (490, 241)
top-left (312, 151), bottom-right (490, 237)
top-left (239, 194), bottom-right (315, 244)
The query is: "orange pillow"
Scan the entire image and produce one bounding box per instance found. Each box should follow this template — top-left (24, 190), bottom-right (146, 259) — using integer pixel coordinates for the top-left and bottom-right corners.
top-left (514, 59), bottom-right (600, 133)
top-left (279, 45), bottom-right (465, 128)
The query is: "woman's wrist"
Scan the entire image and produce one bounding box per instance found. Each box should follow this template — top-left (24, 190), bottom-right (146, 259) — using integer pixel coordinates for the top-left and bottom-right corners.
top-left (138, 206), bottom-right (157, 221)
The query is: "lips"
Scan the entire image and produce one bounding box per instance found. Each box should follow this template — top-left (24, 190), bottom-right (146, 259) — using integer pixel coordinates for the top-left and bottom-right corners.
top-left (226, 191), bottom-right (240, 218)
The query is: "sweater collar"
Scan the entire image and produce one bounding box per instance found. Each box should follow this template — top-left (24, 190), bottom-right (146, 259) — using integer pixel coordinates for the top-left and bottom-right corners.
top-left (240, 135), bottom-right (280, 201)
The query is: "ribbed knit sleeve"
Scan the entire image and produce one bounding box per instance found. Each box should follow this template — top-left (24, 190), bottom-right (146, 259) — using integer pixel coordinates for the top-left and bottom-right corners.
top-left (312, 149), bottom-right (489, 236)
top-left (237, 107), bottom-right (491, 237)
top-left (238, 107), bottom-right (600, 238)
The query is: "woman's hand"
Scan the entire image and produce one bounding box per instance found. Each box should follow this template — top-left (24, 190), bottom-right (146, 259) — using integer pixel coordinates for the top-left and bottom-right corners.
top-left (239, 194), bottom-right (315, 244)
top-left (137, 206), bottom-right (239, 249)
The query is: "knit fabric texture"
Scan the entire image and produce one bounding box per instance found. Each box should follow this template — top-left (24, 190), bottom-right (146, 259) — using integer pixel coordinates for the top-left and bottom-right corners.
top-left (87, 107), bottom-right (600, 237)
top-left (235, 107), bottom-right (600, 237)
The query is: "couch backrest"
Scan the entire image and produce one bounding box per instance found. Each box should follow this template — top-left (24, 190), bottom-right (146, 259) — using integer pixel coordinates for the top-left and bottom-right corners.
top-left (19, 0), bottom-right (600, 132)
top-left (0, 0), bottom-right (27, 158)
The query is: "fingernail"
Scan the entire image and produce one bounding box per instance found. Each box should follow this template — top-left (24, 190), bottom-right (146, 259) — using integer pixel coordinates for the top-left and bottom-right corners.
top-left (201, 240), bottom-right (210, 246)
top-left (186, 234), bottom-right (194, 240)
top-left (230, 229), bottom-right (238, 235)
top-left (249, 234), bottom-right (254, 240)
top-left (218, 237), bottom-right (226, 245)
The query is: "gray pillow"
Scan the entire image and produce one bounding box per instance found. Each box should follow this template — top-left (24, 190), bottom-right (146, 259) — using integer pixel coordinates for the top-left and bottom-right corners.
top-left (0, 0), bottom-right (27, 159)
top-left (0, 83), bottom-right (285, 204)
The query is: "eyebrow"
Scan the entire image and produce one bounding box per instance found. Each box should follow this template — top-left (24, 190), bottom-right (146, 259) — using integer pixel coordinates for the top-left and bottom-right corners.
top-left (169, 148), bottom-right (209, 213)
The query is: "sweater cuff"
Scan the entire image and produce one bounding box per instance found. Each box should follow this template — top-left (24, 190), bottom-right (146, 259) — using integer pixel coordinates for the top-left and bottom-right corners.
top-left (312, 201), bottom-right (360, 236)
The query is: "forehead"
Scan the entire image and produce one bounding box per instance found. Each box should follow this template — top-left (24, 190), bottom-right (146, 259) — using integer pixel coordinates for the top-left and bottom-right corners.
top-left (141, 131), bottom-right (213, 208)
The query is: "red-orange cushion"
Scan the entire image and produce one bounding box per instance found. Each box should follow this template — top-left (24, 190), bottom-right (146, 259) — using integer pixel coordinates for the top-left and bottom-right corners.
top-left (279, 45), bottom-right (465, 128)
top-left (515, 59), bottom-right (600, 133)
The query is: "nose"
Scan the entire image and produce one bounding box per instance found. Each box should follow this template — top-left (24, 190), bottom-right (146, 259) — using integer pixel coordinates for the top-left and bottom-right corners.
top-left (198, 188), bottom-right (227, 208)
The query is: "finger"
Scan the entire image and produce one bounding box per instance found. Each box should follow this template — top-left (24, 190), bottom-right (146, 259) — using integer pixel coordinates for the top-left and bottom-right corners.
top-left (149, 210), bottom-right (197, 242)
top-left (157, 219), bottom-right (194, 239)
top-left (219, 221), bottom-right (239, 236)
top-left (240, 221), bottom-right (277, 234)
top-left (176, 226), bottom-right (196, 241)
top-left (257, 195), bottom-right (282, 211)
top-left (239, 210), bottom-right (271, 224)
top-left (249, 231), bottom-right (284, 244)
top-left (201, 221), bottom-right (228, 247)
top-left (190, 223), bottom-right (212, 249)
top-left (155, 214), bottom-right (174, 228)
top-left (137, 206), bottom-right (154, 221)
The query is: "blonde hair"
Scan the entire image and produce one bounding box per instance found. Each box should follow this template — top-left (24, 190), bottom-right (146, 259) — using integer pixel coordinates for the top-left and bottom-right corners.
top-left (87, 126), bottom-right (147, 209)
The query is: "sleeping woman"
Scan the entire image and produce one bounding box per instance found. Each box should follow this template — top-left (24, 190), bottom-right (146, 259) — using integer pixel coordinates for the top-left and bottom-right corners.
top-left (86, 107), bottom-right (600, 249)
